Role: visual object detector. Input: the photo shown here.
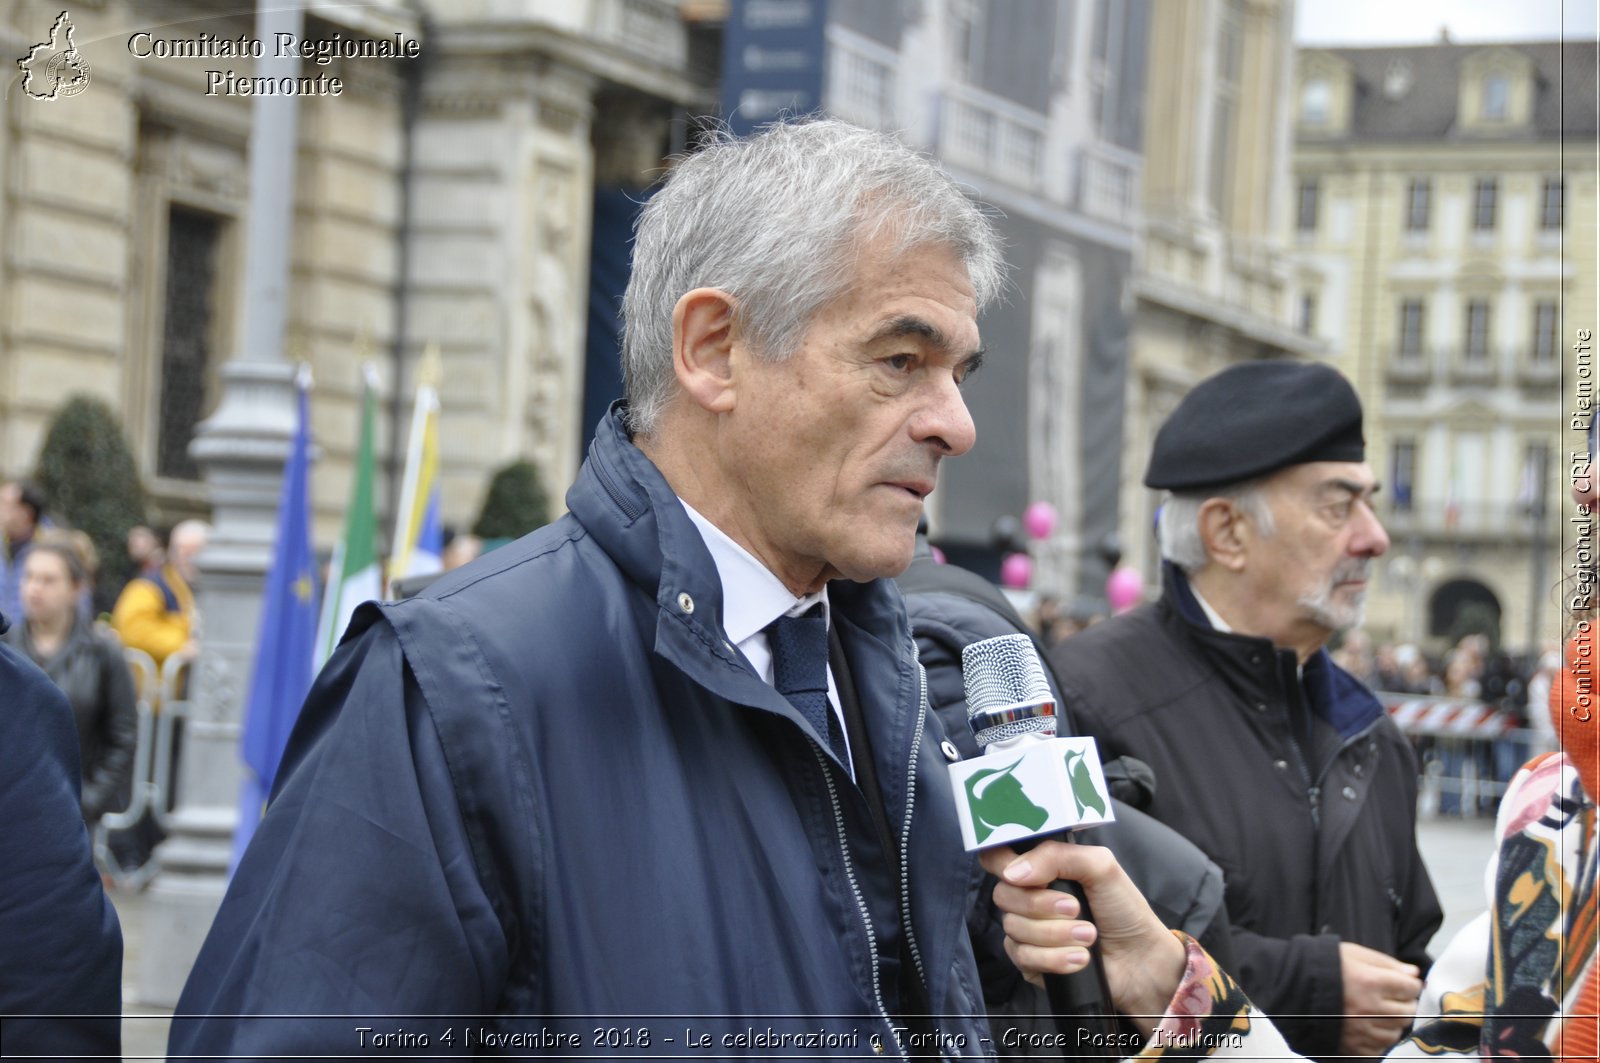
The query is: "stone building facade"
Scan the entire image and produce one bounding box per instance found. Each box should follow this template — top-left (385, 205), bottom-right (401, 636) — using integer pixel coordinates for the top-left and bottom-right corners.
top-left (1123, 0), bottom-right (1319, 578)
top-left (0, 0), bottom-right (712, 547)
top-left (1292, 38), bottom-right (1598, 653)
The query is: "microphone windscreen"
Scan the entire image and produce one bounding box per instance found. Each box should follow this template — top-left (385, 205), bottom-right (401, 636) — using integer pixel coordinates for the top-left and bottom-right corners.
top-left (962, 634), bottom-right (1050, 712)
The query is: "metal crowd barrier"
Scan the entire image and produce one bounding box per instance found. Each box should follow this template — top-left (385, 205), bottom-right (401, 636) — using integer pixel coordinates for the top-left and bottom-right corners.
top-left (94, 648), bottom-right (193, 889)
top-left (1381, 692), bottom-right (1559, 818)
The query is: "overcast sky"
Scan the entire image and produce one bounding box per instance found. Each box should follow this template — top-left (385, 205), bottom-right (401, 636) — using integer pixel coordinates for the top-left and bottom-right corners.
top-left (1296, 0), bottom-right (1599, 45)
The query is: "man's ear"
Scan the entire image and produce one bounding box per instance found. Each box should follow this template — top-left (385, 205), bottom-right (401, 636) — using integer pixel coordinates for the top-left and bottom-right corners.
top-left (672, 288), bottom-right (739, 414)
top-left (1196, 497), bottom-right (1249, 572)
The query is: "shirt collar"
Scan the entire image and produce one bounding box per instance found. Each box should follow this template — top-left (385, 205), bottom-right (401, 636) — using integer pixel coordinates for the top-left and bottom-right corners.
top-left (1188, 585), bottom-right (1234, 634)
top-left (679, 499), bottom-right (829, 643)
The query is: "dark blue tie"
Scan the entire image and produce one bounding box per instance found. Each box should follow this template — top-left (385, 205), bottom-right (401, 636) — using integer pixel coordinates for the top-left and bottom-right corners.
top-left (767, 605), bottom-right (849, 766)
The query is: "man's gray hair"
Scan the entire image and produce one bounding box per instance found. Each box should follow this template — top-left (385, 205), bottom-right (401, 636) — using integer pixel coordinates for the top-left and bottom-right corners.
top-left (1157, 479), bottom-right (1277, 573)
top-left (620, 118), bottom-right (1005, 434)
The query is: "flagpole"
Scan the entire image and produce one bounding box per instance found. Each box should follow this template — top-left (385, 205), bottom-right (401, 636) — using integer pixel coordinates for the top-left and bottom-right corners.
top-left (388, 343), bottom-right (439, 589)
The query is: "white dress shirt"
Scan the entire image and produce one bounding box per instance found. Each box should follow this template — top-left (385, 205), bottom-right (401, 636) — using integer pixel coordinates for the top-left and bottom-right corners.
top-left (679, 500), bottom-right (854, 776)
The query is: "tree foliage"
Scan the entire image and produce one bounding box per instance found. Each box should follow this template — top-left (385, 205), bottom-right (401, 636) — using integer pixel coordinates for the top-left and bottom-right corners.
top-left (33, 395), bottom-right (146, 610)
top-left (472, 459), bottom-right (550, 541)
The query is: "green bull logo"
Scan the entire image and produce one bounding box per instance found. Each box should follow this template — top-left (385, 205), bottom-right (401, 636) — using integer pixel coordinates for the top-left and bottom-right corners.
top-left (1064, 749), bottom-right (1108, 820)
top-left (964, 757), bottom-right (1050, 843)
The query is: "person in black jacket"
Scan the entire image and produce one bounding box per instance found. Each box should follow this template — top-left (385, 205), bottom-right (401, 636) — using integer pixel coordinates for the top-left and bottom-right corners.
top-left (4, 536), bottom-right (138, 826)
top-left (897, 537), bottom-right (1232, 1055)
top-left (0, 604), bottom-right (123, 1055)
top-left (1049, 361), bottom-right (1441, 1061)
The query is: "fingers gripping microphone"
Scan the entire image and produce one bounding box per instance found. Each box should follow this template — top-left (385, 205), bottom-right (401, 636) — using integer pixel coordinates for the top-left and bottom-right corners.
top-left (950, 634), bottom-right (1120, 1048)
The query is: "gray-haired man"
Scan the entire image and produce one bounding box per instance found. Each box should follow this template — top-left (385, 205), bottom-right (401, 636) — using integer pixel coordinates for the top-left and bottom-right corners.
top-left (1049, 361), bottom-right (1441, 1062)
top-left (173, 119), bottom-right (1013, 1056)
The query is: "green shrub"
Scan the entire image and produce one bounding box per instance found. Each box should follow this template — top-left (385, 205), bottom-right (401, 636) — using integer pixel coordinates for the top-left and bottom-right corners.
top-left (33, 395), bottom-right (146, 611)
top-left (472, 460), bottom-right (550, 541)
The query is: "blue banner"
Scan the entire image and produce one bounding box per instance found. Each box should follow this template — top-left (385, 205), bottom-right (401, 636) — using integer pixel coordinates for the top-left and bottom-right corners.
top-left (720, 0), bottom-right (829, 136)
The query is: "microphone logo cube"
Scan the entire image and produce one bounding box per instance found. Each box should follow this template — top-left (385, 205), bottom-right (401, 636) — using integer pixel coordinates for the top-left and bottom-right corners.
top-left (949, 736), bottom-right (1114, 851)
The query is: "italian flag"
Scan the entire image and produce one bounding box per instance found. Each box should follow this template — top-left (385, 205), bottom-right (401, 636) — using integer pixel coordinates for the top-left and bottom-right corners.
top-left (314, 363), bottom-right (382, 669)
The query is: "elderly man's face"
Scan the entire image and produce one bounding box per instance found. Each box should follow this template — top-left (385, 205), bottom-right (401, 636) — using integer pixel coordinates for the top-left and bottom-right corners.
top-left (1247, 462), bottom-right (1389, 643)
top-left (718, 237), bottom-right (981, 593)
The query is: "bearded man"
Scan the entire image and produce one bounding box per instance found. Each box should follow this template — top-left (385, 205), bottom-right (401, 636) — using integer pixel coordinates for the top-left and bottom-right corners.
top-left (1048, 361), bottom-right (1441, 1062)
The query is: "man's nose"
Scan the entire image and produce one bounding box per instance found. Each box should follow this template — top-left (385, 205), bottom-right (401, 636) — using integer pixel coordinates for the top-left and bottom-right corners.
top-left (1352, 500), bottom-right (1390, 557)
top-left (914, 375), bottom-right (977, 457)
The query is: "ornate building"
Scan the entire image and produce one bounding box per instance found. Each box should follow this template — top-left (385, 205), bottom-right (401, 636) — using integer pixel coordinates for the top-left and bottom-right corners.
top-left (1291, 38), bottom-right (1598, 653)
top-left (1124, 0), bottom-right (1317, 578)
top-left (0, 0), bottom-right (713, 546)
top-left (822, 0), bottom-right (1148, 597)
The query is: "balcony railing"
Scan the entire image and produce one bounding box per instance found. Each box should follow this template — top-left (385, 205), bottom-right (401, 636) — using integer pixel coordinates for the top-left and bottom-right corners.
top-left (1516, 356), bottom-right (1560, 387)
top-left (937, 82), bottom-right (1047, 195)
top-left (1078, 141), bottom-right (1141, 226)
top-left (1383, 499), bottom-right (1540, 539)
top-left (1384, 346), bottom-right (1431, 385)
top-left (824, 26), bottom-right (896, 131)
top-left (1449, 355), bottom-right (1499, 386)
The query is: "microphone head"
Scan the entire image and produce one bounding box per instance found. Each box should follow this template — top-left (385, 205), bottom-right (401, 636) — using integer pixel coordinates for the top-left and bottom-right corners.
top-left (962, 634), bottom-right (1057, 747)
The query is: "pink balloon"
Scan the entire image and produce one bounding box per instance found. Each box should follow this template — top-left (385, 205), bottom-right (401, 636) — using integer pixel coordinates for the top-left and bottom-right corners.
top-left (1000, 552), bottom-right (1033, 589)
top-left (1105, 566), bottom-right (1144, 613)
top-left (1022, 501), bottom-right (1057, 541)
top-left (930, 545), bottom-right (947, 565)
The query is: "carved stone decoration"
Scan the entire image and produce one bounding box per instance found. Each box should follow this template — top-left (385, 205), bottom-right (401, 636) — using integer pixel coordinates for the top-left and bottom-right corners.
top-left (186, 645), bottom-right (237, 725)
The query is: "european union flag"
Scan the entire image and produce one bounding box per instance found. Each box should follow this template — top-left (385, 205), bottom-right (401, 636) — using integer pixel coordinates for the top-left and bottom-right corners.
top-left (231, 367), bottom-right (320, 873)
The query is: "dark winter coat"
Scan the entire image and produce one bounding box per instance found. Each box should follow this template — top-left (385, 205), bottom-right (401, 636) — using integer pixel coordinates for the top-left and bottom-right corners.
top-left (1048, 565), bottom-right (1442, 1061)
top-left (5, 614), bottom-right (138, 821)
top-left (0, 611), bottom-right (123, 1056)
top-left (170, 405), bottom-right (995, 1058)
top-left (897, 548), bottom-right (1233, 1054)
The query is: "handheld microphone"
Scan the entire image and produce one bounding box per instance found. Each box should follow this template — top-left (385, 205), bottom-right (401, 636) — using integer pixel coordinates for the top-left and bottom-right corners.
top-left (948, 634), bottom-right (1121, 1047)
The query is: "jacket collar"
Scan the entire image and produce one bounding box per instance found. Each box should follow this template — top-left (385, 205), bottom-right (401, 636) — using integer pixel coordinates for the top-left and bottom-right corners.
top-left (3, 609), bottom-right (92, 659)
top-left (1160, 562), bottom-right (1383, 739)
top-left (566, 403), bottom-right (915, 713)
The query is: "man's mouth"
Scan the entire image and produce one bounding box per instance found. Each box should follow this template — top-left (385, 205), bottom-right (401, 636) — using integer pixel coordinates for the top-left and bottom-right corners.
top-left (888, 480), bottom-right (934, 501)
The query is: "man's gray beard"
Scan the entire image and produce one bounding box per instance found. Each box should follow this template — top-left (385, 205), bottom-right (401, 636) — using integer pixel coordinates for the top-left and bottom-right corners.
top-left (1298, 567), bottom-right (1369, 632)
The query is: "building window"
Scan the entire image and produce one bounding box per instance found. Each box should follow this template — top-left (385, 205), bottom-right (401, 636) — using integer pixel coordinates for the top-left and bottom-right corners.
top-left (1519, 442), bottom-right (1550, 515)
top-left (1464, 299), bottom-right (1490, 362)
top-left (1296, 178), bottom-right (1320, 232)
top-left (156, 206), bottom-right (224, 481)
top-left (1398, 298), bottom-right (1425, 356)
top-left (1482, 73), bottom-right (1508, 121)
top-left (1391, 439), bottom-right (1415, 512)
top-left (1301, 78), bottom-right (1330, 125)
top-left (1473, 178), bottom-right (1497, 230)
top-left (1541, 177), bottom-right (1564, 230)
top-left (1532, 300), bottom-right (1558, 362)
top-left (1207, 0), bottom-right (1243, 219)
top-left (1299, 292), bottom-right (1317, 334)
top-left (1405, 178), bottom-right (1431, 231)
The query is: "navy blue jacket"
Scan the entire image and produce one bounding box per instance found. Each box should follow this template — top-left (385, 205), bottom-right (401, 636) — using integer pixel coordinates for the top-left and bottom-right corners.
top-left (171, 407), bottom-right (992, 1058)
top-left (0, 612), bottom-right (122, 1057)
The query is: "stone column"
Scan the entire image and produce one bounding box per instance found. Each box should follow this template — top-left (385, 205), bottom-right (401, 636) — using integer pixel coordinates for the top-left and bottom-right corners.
top-left (135, 0), bottom-right (305, 1008)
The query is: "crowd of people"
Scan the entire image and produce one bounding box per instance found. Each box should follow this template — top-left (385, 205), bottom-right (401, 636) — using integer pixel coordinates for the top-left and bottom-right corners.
top-left (1, 118), bottom-right (1592, 1061)
top-left (0, 480), bottom-right (208, 881)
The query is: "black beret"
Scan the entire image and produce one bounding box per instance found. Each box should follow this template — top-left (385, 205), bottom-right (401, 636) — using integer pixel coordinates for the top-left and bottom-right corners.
top-left (1144, 361), bottom-right (1364, 491)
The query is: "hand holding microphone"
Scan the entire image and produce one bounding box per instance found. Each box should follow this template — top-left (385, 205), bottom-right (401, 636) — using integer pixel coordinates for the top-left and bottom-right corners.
top-left (948, 634), bottom-right (1121, 1044)
top-left (949, 634), bottom-right (1188, 1041)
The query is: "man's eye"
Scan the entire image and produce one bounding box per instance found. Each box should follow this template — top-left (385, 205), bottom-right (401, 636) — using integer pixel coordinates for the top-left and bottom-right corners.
top-left (885, 354), bottom-right (916, 373)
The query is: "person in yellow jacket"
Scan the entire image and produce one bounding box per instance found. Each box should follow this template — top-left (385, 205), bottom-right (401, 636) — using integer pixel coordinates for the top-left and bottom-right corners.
top-left (111, 520), bottom-right (206, 667)
top-left (107, 519), bottom-right (207, 876)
